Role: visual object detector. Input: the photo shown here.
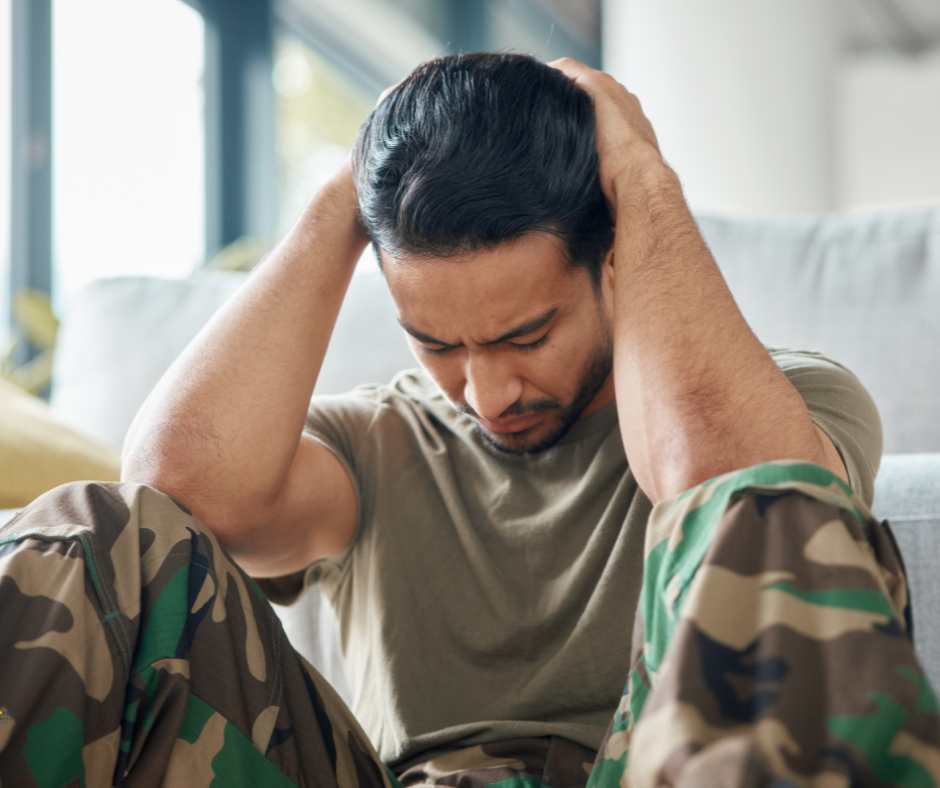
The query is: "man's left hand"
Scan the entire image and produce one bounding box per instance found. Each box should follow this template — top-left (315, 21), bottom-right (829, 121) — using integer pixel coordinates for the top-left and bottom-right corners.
top-left (548, 58), bottom-right (663, 209)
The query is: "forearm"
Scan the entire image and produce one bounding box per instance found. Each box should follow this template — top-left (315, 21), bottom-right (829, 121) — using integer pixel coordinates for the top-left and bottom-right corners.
top-left (122, 164), bottom-right (367, 531)
top-left (611, 160), bottom-right (830, 501)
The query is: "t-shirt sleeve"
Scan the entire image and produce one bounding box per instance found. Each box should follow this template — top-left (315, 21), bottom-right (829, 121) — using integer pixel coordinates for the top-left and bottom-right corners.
top-left (770, 348), bottom-right (883, 506)
top-left (253, 388), bottom-right (382, 606)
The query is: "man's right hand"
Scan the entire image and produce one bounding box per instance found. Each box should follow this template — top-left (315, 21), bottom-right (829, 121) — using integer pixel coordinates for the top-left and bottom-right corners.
top-left (121, 161), bottom-right (366, 577)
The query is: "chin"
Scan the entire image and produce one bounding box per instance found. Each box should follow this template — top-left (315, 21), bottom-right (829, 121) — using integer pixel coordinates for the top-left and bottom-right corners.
top-left (476, 419), bottom-right (572, 455)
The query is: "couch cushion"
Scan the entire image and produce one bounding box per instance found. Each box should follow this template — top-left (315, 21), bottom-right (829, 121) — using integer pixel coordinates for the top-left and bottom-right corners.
top-left (873, 453), bottom-right (940, 692)
top-left (0, 378), bottom-right (121, 508)
top-left (316, 266), bottom-right (416, 396)
top-left (50, 272), bottom-right (249, 448)
top-left (53, 206), bottom-right (940, 455)
top-left (50, 268), bottom-right (415, 449)
top-left (700, 207), bottom-right (940, 453)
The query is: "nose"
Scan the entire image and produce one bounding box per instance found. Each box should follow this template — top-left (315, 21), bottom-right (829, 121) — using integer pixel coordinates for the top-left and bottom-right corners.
top-left (463, 351), bottom-right (523, 421)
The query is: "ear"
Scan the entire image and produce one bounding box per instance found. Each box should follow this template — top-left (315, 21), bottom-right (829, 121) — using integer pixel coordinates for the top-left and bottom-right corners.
top-left (600, 246), bottom-right (615, 315)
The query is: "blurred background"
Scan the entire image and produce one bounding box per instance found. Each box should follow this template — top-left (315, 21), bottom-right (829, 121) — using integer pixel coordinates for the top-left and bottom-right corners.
top-left (1, 0), bottom-right (939, 373)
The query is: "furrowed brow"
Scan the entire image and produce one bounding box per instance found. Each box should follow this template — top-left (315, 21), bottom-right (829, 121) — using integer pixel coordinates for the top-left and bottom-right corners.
top-left (398, 307), bottom-right (558, 348)
top-left (398, 321), bottom-right (455, 348)
top-left (483, 308), bottom-right (557, 345)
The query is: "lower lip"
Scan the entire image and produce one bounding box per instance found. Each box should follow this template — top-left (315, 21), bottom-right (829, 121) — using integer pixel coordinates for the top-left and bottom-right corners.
top-left (476, 413), bottom-right (543, 434)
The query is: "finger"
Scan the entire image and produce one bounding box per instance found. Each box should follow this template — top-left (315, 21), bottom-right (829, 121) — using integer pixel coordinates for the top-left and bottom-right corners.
top-left (546, 56), bottom-right (594, 84)
top-left (377, 79), bottom-right (404, 107)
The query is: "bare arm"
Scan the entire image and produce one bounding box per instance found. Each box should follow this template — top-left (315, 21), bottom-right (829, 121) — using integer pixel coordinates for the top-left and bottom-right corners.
top-left (552, 59), bottom-right (847, 503)
top-left (122, 163), bottom-right (366, 576)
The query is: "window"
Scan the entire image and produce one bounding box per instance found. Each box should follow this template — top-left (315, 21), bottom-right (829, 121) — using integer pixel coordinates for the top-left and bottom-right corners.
top-left (52, 0), bottom-right (204, 311)
top-left (0, 0), bottom-right (10, 344)
top-left (274, 37), bottom-right (373, 234)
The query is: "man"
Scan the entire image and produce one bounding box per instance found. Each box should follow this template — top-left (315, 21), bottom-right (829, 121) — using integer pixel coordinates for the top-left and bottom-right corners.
top-left (0, 54), bottom-right (936, 787)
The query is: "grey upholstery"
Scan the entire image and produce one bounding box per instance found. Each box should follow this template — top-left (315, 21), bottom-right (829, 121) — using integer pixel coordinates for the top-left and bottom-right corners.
top-left (874, 454), bottom-right (940, 692)
top-left (50, 268), bottom-right (413, 451)
top-left (51, 272), bottom-right (247, 450)
top-left (36, 204), bottom-right (940, 703)
top-left (316, 265), bottom-right (414, 395)
top-left (699, 208), bottom-right (940, 454)
top-left (702, 209), bottom-right (940, 690)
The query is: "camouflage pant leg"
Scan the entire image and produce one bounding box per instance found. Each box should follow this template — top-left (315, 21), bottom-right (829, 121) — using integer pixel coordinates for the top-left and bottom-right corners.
top-left (396, 737), bottom-right (599, 788)
top-left (589, 461), bottom-right (940, 788)
top-left (0, 481), bottom-right (394, 788)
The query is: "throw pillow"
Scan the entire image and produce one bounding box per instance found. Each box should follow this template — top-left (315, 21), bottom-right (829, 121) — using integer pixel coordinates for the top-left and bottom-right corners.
top-left (0, 377), bottom-right (121, 509)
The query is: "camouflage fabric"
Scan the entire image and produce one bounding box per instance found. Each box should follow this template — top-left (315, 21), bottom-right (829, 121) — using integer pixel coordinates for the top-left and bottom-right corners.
top-left (588, 461), bottom-right (940, 788)
top-left (1, 464), bottom-right (938, 788)
top-left (396, 737), bottom-right (597, 788)
top-left (0, 481), bottom-right (395, 788)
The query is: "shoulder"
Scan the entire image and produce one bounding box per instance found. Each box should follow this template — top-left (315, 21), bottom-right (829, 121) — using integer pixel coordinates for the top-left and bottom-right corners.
top-left (769, 347), bottom-right (880, 425)
top-left (306, 367), bottom-right (444, 423)
top-left (769, 347), bottom-right (854, 374)
top-left (769, 347), bottom-right (883, 505)
top-left (305, 367), bottom-right (469, 451)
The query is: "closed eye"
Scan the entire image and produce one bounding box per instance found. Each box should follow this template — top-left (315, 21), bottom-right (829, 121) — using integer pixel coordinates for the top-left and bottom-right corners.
top-left (509, 332), bottom-right (550, 352)
top-left (419, 342), bottom-right (457, 356)
top-left (417, 332), bottom-right (550, 355)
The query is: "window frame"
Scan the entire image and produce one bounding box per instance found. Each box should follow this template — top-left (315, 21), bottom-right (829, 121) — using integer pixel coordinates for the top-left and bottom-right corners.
top-left (5, 0), bottom-right (601, 321)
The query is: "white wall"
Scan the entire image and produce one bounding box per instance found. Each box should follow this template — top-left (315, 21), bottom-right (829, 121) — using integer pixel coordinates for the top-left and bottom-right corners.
top-left (52, 0), bottom-right (206, 312)
top-left (603, 0), bottom-right (845, 215)
top-left (838, 48), bottom-right (940, 211)
top-left (602, 0), bottom-right (940, 216)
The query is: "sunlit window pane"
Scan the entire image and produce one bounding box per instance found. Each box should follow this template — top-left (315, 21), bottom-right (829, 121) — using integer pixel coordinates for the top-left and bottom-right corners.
top-left (0, 0), bottom-right (10, 345)
top-left (275, 38), bottom-right (372, 234)
top-left (53, 0), bottom-right (204, 312)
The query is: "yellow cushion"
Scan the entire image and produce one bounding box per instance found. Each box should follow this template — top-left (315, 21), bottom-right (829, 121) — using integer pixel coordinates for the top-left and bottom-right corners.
top-left (0, 377), bottom-right (121, 508)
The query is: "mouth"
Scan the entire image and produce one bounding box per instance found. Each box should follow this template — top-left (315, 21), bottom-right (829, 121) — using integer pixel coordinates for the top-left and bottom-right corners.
top-left (474, 412), bottom-right (544, 435)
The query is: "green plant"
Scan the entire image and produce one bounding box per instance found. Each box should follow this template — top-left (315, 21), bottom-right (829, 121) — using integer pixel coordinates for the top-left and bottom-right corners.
top-left (1, 289), bottom-right (59, 396)
top-left (202, 236), bottom-right (274, 272)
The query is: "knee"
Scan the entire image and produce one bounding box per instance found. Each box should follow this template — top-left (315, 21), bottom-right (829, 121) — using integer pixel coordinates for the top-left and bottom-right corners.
top-left (2, 481), bottom-right (158, 540)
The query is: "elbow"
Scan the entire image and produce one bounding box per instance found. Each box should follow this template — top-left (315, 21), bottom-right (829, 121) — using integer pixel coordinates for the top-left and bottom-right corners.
top-left (121, 430), bottom-right (256, 541)
top-left (121, 420), bottom-right (193, 496)
top-left (636, 427), bottom-right (835, 506)
top-left (638, 454), bottom-right (720, 505)
top-left (121, 441), bottom-right (205, 514)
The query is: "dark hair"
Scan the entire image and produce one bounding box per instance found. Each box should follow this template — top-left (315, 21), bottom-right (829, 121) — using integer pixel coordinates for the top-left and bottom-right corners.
top-left (352, 52), bottom-right (614, 287)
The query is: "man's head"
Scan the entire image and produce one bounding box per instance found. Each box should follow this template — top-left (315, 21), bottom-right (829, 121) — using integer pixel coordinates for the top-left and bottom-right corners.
top-left (353, 52), bottom-right (614, 286)
top-left (352, 53), bottom-right (616, 453)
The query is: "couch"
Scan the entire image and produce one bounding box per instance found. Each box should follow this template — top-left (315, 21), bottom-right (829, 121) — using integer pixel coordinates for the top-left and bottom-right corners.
top-left (3, 205), bottom-right (939, 705)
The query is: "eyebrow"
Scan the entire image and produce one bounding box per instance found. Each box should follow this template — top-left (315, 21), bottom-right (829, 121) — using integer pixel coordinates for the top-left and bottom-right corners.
top-left (399, 307), bottom-right (558, 348)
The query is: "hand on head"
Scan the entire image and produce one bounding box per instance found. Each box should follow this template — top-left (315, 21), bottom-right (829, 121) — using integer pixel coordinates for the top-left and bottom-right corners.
top-left (547, 57), bottom-right (663, 207)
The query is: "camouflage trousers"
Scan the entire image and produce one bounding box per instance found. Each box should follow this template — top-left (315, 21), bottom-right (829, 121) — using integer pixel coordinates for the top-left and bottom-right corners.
top-left (0, 462), bottom-right (938, 788)
top-left (589, 461), bottom-right (940, 788)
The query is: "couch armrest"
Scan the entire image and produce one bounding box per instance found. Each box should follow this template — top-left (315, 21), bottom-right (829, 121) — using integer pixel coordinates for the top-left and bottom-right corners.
top-left (0, 509), bottom-right (20, 527)
top-left (873, 453), bottom-right (940, 693)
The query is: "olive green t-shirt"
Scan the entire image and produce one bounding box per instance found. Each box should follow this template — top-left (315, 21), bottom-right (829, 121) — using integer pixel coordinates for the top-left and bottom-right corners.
top-left (275, 349), bottom-right (881, 768)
